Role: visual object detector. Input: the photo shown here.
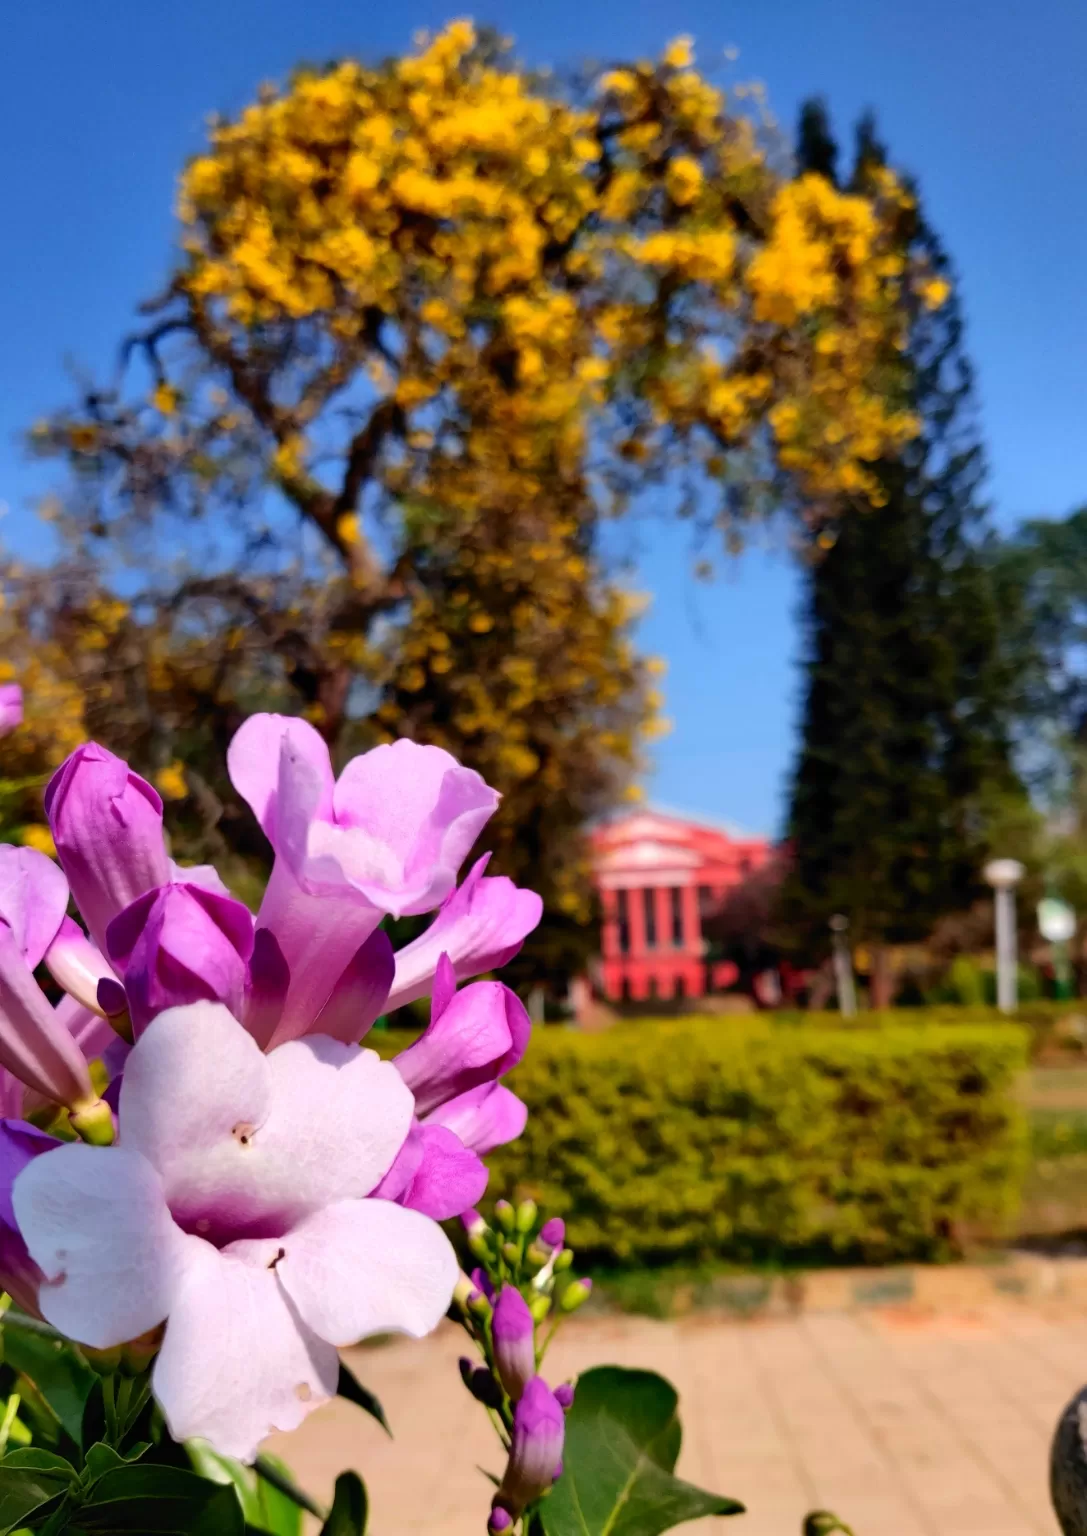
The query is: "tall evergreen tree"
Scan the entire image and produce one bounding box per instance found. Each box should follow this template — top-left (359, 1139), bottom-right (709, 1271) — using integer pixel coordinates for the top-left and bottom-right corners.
top-left (781, 105), bottom-right (1024, 1003)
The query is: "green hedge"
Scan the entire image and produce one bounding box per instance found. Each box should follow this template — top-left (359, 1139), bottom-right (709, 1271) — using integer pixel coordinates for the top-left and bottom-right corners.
top-left (489, 1020), bottom-right (1029, 1267)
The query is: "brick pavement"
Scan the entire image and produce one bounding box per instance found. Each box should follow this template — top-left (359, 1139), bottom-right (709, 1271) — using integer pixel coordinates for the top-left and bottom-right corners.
top-left (268, 1304), bottom-right (1087, 1535)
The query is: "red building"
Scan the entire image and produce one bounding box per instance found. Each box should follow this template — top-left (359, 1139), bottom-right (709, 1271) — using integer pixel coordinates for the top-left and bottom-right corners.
top-left (590, 808), bottom-right (771, 1003)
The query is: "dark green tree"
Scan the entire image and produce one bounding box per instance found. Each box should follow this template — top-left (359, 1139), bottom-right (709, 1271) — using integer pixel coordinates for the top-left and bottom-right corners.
top-left (781, 105), bottom-right (1025, 1003)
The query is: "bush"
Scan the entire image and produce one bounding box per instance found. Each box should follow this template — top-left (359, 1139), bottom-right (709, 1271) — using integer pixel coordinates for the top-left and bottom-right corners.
top-left (747, 1000), bottom-right (1087, 1062)
top-left (490, 1020), bottom-right (1029, 1267)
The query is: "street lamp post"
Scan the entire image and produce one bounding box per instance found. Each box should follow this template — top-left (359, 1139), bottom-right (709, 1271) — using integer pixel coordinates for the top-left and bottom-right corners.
top-left (829, 914), bottom-right (857, 1018)
top-left (984, 859), bottom-right (1025, 1015)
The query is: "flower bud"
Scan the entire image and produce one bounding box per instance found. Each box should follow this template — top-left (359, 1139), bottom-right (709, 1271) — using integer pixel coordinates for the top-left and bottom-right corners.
top-left (469, 1267), bottom-right (496, 1304)
top-left (493, 1286), bottom-right (536, 1403)
top-left (468, 1288), bottom-right (493, 1321)
top-left (515, 1199), bottom-right (538, 1234)
top-left (459, 1357), bottom-right (504, 1408)
top-left (554, 1383), bottom-right (575, 1410)
top-left (453, 1271), bottom-right (479, 1311)
top-left (494, 1376), bottom-right (565, 1516)
top-left (488, 1509), bottom-right (514, 1535)
top-left (559, 1278), bottom-right (593, 1314)
top-left (529, 1294), bottom-right (551, 1325)
top-left (494, 1199), bottom-right (515, 1233)
top-left (539, 1217), bottom-right (565, 1252)
top-left (461, 1208), bottom-right (488, 1240)
top-left (553, 1247), bottom-right (574, 1272)
top-left (501, 1241), bottom-right (521, 1266)
top-left (526, 1242), bottom-right (549, 1268)
top-left (468, 1231), bottom-right (492, 1263)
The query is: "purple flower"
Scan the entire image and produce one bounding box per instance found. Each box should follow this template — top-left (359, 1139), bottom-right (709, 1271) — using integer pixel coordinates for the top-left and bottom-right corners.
top-left (393, 971), bottom-right (531, 1118)
top-left (538, 1217), bottom-right (565, 1253)
top-left (44, 744), bottom-right (170, 956)
top-left (493, 1285), bottom-right (536, 1402)
top-left (309, 929), bottom-right (394, 1046)
top-left (0, 1120), bottom-right (59, 1316)
top-left (227, 715), bottom-right (498, 1041)
top-left (493, 1375), bottom-right (566, 1518)
top-left (106, 883), bottom-right (255, 1037)
top-left (424, 1082), bottom-right (527, 1156)
top-left (13, 1001), bottom-right (457, 1461)
top-left (386, 855), bottom-right (542, 1012)
top-left (0, 848), bottom-right (97, 1111)
top-left (0, 685), bottom-right (22, 737)
top-left (372, 1122), bottom-right (488, 1221)
top-left (554, 1382), bottom-right (575, 1410)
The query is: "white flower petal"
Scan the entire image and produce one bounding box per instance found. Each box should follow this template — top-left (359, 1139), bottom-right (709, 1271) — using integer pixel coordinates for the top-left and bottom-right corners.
top-left (13, 1143), bottom-right (191, 1348)
top-left (276, 1197), bottom-right (457, 1346)
top-left (153, 1240), bottom-right (337, 1462)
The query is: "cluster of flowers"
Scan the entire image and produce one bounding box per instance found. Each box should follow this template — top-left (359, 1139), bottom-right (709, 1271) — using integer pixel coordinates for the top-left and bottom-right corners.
top-left (0, 713), bottom-right (542, 1461)
top-left (454, 1202), bottom-right (592, 1532)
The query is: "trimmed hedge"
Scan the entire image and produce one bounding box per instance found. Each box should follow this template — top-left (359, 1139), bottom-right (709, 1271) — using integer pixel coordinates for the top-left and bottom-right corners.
top-left (489, 1020), bottom-right (1029, 1267)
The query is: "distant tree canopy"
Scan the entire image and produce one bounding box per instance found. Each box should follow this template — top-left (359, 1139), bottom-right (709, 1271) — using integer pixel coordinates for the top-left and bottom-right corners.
top-left (781, 104), bottom-right (1025, 996)
top-left (11, 28), bottom-right (939, 983)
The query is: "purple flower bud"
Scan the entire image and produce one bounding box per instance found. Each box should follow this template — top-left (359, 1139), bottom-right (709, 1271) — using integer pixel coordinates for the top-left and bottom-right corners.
top-left (106, 883), bottom-right (254, 1036)
top-left (459, 1357), bottom-right (504, 1408)
top-left (461, 1207), bottom-right (486, 1238)
top-left (470, 1267), bottom-right (496, 1304)
top-left (539, 1217), bottom-right (565, 1252)
top-left (493, 1286), bottom-right (536, 1403)
top-left (488, 1509), bottom-right (514, 1535)
top-left (45, 744), bottom-right (170, 956)
top-left (554, 1383), bottom-right (575, 1410)
top-left (495, 1376), bottom-right (566, 1515)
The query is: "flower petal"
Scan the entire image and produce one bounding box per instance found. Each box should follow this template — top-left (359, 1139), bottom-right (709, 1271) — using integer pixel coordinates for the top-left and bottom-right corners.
top-left (329, 741), bottom-right (499, 916)
top-left (276, 1197), bottom-right (457, 1346)
top-left (311, 928), bottom-right (394, 1044)
top-left (120, 1003), bottom-right (413, 1240)
top-left (386, 1123), bottom-right (488, 1221)
top-left (0, 846), bottom-right (69, 970)
top-left (387, 856), bottom-right (542, 1011)
top-left (153, 1240), bottom-right (337, 1462)
top-left (394, 981), bottom-right (530, 1117)
top-left (13, 1142), bottom-right (191, 1348)
top-left (0, 925), bottom-right (95, 1109)
top-left (425, 1082), bottom-right (527, 1155)
top-left (44, 743), bottom-right (170, 956)
top-left (227, 714), bottom-right (334, 847)
top-left (44, 917), bottom-right (119, 1018)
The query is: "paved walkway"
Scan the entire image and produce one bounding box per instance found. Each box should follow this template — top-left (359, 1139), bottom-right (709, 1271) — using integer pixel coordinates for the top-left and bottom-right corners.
top-left (269, 1304), bottom-right (1087, 1535)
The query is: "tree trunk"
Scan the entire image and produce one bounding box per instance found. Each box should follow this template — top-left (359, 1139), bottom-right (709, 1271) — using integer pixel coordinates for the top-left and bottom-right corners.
top-left (869, 945), bottom-right (894, 1009)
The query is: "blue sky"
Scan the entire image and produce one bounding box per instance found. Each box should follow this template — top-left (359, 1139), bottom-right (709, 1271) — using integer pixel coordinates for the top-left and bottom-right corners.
top-left (3, 0), bottom-right (1085, 835)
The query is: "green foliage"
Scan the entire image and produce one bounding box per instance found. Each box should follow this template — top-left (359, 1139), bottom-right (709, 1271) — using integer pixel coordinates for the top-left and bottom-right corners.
top-left (781, 105), bottom-right (1024, 960)
top-left (540, 1367), bottom-right (742, 1536)
top-left (491, 1020), bottom-right (1029, 1266)
top-left (318, 1474), bottom-right (367, 1536)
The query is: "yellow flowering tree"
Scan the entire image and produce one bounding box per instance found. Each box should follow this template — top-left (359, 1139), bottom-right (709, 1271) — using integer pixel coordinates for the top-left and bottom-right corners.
top-left (29, 23), bottom-right (925, 984)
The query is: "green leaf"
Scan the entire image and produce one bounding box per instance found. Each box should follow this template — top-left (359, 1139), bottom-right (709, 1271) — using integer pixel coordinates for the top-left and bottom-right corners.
top-left (336, 1364), bottom-right (390, 1438)
top-left (319, 1473), bottom-right (367, 1536)
top-left (540, 1367), bottom-right (743, 1536)
top-left (0, 1448), bottom-right (75, 1534)
top-left (1, 1322), bottom-right (96, 1447)
top-left (68, 1463), bottom-right (244, 1533)
top-left (187, 1444), bottom-right (304, 1535)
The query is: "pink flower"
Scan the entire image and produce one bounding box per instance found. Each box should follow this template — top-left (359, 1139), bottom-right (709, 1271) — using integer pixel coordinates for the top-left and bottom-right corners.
top-left (386, 855), bottom-right (542, 1013)
top-left (493, 1376), bottom-right (566, 1519)
top-left (45, 744), bottom-right (170, 955)
top-left (394, 967), bottom-right (530, 1119)
top-left (0, 685), bottom-right (22, 737)
top-left (0, 1120), bottom-right (60, 1316)
top-left (13, 1002), bottom-right (457, 1461)
top-left (0, 847), bottom-right (98, 1111)
top-left (227, 715), bottom-right (499, 1043)
top-left (105, 883), bottom-right (255, 1036)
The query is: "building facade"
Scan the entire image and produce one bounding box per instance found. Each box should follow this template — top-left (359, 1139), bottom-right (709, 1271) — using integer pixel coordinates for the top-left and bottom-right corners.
top-left (589, 808), bottom-right (771, 1003)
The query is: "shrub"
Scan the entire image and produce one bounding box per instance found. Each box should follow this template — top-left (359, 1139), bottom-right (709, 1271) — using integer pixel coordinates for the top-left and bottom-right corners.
top-left (490, 1020), bottom-right (1029, 1267)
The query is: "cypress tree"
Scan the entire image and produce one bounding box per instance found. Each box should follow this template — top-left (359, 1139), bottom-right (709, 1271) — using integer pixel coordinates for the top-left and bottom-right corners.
top-left (781, 105), bottom-right (1023, 1003)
